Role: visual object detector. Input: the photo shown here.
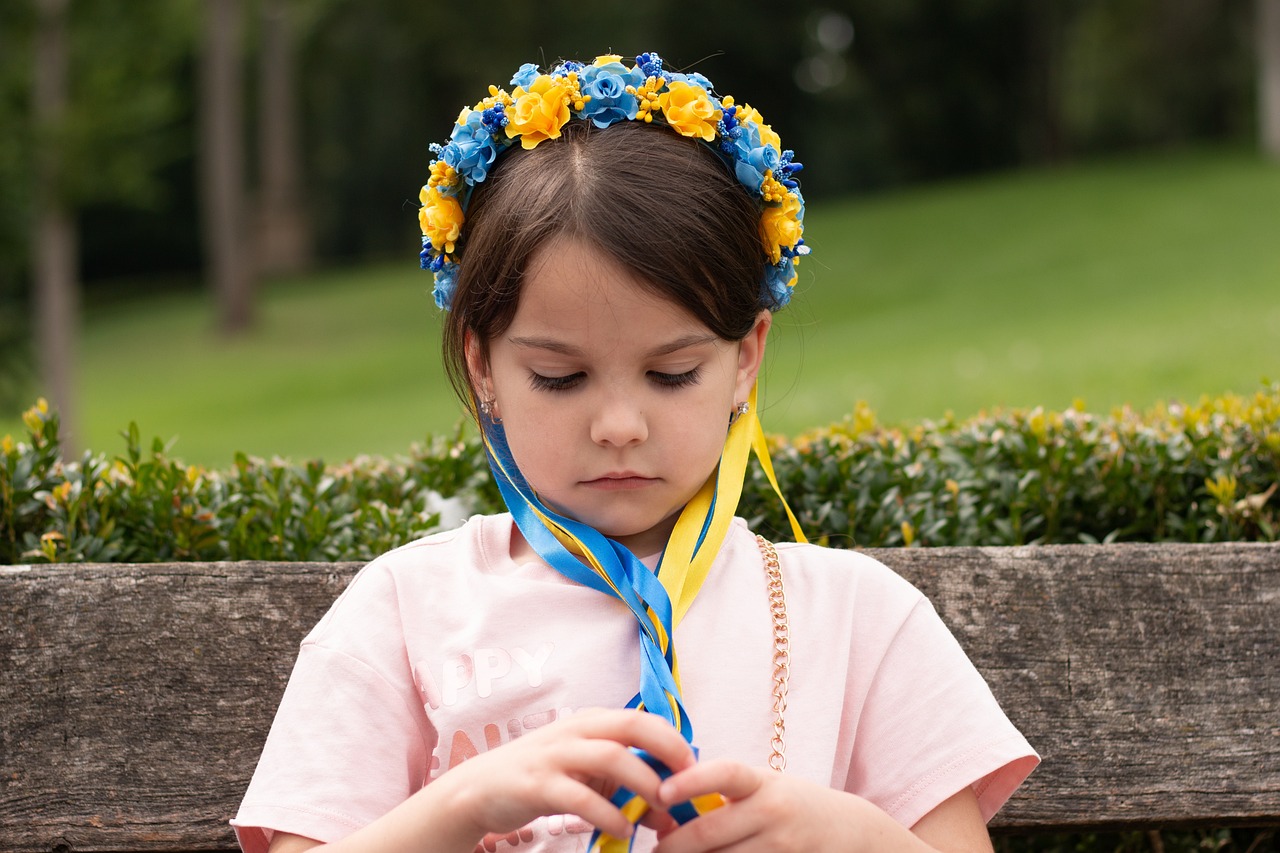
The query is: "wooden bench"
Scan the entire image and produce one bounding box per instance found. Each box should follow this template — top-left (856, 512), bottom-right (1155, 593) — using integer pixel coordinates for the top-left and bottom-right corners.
top-left (2, 542), bottom-right (1278, 851)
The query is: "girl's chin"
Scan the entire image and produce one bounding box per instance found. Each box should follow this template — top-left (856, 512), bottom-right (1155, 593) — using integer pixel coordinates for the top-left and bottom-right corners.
top-left (598, 519), bottom-right (681, 558)
top-left (538, 499), bottom-right (683, 557)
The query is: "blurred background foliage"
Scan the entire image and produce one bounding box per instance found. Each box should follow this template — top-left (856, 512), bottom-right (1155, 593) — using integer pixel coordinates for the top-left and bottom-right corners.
top-left (0, 0), bottom-right (1272, 448)
top-left (1, 0), bottom-right (1261, 285)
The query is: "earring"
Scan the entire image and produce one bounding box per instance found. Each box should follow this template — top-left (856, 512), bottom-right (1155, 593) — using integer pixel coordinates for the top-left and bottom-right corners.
top-left (728, 401), bottom-right (750, 426)
top-left (479, 397), bottom-right (502, 424)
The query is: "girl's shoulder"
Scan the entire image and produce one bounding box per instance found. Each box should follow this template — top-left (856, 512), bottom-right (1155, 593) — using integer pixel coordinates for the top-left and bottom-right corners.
top-left (733, 519), bottom-right (925, 605)
top-left (723, 520), bottom-right (935, 642)
top-left (303, 513), bottom-right (520, 641)
top-left (359, 511), bottom-right (519, 573)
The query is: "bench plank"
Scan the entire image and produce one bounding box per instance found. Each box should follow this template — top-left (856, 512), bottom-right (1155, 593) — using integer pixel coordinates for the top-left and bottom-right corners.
top-left (2, 542), bottom-right (1277, 851)
top-left (888, 543), bottom-right (1279, 831)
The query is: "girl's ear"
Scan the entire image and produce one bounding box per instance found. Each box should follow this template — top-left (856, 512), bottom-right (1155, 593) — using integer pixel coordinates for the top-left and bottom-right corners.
top-left (464, 331), bottom-right (493, 404)
top-left (734, 310), bottom-right (772, 402)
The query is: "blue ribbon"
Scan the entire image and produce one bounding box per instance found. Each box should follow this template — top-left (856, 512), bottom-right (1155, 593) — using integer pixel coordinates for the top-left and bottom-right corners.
top-left (480, 418), bottom-right (717, 848)
top-left (483, 419), bottom-right (693, 739)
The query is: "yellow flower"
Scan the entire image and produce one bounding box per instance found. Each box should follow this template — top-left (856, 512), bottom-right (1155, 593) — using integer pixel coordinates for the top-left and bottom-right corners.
top-left (656, 80), bottom-right (721, 141)
top-left (1028, 408), bottom-right (1047, 441)
top-left (40, 530), bottom-right (65, 561)
top-left (594, 54), bottom-right (624, 66)
top-left (427, 159), bottom-right (459, 191)
top-left (418, 186), bottom-right (464, 254)
top-left (1205, 474), bottom-right (1238, 507)
top-left (759, 192), bottom-right (803, 263)
top-left (632, 77), bottom-right (665, 122)
top-left (22, 398), bottom-right (50, 434)
top-left (472, 86), bottom-right (513, 115)
top-left (737, 103), bottom-right (782, 152)
top-left (506, 74), bottom-right (573, 149)
top-left (851, 400), bottom-right (877, 436)
top-left (760, 173), bottom-right (789, 203)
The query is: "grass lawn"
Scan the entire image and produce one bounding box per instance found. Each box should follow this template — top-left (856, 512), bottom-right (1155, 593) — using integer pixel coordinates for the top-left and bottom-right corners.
top-left (4, 146), bottom-right (1278, 466)
top-left (781, 145), bottom-right (1280, 431)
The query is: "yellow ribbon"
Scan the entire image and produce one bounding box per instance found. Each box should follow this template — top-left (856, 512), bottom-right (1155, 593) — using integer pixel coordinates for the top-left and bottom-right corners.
top-left (592, 379), bottom-right (806, 850)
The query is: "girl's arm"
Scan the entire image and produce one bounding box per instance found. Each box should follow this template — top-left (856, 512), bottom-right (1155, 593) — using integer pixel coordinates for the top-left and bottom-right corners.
top-left (259, 708), bottom-right (694, 853)
top-left (653, 759), bottom-right (993, 853)
top-left (271, 762), bottom-right (989, 853)
top-left (267, 755), bottom-right (989, 853)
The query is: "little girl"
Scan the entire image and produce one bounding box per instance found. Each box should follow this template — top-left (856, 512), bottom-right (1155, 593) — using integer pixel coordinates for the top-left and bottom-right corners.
top-left (233, 52), bottom-right (1038, 853)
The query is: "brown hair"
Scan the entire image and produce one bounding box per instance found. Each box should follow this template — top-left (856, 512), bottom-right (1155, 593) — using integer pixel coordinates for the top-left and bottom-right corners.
top-left (441, 119), bottom-right (767, 407)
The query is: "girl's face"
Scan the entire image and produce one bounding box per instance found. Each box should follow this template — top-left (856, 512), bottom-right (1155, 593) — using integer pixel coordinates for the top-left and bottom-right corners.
top-left (470, 236), bottom-right (769, 558)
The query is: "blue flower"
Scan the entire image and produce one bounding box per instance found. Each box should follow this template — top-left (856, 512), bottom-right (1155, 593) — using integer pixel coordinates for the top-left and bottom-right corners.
top-left (432, 262), bottom-right (460, 310)
top-left (763, 257), bottom-right (796, 309)
top-left (509, 63), bottom-right (540, 88)
top-left (579, 61), bottom-right (644, 128)
top-left (664, 70), bottom-right (715, 92)
top-left (636, 52), bottom-right (665, 80)
top-left (443, 110), bottom-right (501, 183)
top-left (729, 123), bottom-right (782, 192)
top-left (684, 72), bottom-right (715, 92)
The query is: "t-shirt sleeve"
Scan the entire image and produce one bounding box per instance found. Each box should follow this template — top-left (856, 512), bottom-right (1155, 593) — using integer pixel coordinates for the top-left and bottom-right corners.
top-left (231, 563), bottom-right (436, 853)
top-left (844, 589), bottom-right (1038, 829)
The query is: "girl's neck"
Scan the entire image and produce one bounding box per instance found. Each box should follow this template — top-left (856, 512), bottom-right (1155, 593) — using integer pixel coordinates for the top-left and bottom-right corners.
top-left (507, 520), bottom-right (663, 570)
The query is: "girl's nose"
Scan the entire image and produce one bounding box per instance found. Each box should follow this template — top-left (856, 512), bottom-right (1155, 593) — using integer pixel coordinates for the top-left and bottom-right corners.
top-left (590, 393), bottom-right (649, 447)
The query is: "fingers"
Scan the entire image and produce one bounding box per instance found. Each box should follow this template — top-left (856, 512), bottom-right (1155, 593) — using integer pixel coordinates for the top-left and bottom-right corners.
top-left (462, 709), bottom-right (693, 839)
top-left (655, 767), bottom-right (863, 853)
top-left (540, 775), bottom-right (637, 840)
top-left (650, 761), bottom-right (768, 853)
top-left (638, 807), bottom-right (679, 835)
top-left (555, 713), bottom-right (695, 836)
top-left (553, 710), bottom-right (696, 839)
top-left (654, 799), bottom-right (762, 853)
top-left (569, 708), bottom-right (697, 775)
top-left (657, 758), bottom-right (764, 807)
top-left (557, 738), bottom-right (669, 812)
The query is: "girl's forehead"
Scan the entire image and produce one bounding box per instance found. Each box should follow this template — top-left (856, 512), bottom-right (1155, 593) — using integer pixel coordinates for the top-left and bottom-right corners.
top-left (513, 238), bottom-right (706, 330)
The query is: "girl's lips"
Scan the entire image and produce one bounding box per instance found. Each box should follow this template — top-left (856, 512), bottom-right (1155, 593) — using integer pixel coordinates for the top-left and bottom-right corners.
top-left (581, 475), bottom-right (659, 491)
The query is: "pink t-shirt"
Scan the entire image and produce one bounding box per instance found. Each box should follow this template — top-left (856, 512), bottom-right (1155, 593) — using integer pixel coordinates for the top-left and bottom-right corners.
top-left (233, 514), bottom-right (1037, 852)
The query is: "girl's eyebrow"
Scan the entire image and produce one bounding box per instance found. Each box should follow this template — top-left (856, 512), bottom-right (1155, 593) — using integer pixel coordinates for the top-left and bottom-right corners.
top-left (507, 333), bottom-right (719, 358)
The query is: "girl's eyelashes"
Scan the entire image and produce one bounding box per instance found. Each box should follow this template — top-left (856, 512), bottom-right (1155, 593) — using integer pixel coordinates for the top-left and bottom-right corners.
top-left (528, 372), bottom-right (585, 392)
top-left (649, 367), bottom-right (702, 389)
top-left (526, 367), bottom-right (702, 392)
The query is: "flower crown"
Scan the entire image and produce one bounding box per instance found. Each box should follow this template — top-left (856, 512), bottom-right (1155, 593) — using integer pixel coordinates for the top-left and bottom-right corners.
top-left (418, 52), bottom-right (809, 311)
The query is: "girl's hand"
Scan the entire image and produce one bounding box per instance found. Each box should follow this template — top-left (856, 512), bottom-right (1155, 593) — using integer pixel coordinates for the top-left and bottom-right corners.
top-left (652, 760), bottom-right (993, 853)
top-left (436, 707), bottom-right (695, 843)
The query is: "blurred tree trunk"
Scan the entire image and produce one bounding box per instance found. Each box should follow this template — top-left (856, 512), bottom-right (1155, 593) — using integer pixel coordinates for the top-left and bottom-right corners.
top-left (199, 0), bottom-right (254, 334)
top-left (1025, 2), bottom-right (1068, 163)
top-left (1262, 0), bottom-right (1280, 159)
top-left (33, 0), bottom-right (78, 453)
top-left (255, 0), bottom-right (312, 276)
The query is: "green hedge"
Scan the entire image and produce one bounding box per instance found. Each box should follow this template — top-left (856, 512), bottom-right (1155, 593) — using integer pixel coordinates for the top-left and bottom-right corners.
top-left (4, 395), bottom-right (1278, 851)
top-left (0, 409), bottom-right (501, 565)
top-left (3, 384), bottom-right (1277, 565)
top-left (745, 385), bottom-right (1278, 548)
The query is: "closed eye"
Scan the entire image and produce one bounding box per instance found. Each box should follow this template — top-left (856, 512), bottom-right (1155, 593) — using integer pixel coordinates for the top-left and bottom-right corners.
top-left (529, 372), bottom-right (585, 392)
top-left (649, 367), bottom-right (701, 389)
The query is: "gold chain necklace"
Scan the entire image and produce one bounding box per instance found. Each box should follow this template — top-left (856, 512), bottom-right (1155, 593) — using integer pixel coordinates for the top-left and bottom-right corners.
top-left (755, 535), bottom-right (790, 772)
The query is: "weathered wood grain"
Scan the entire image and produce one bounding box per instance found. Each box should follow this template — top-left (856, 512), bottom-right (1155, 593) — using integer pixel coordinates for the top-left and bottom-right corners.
top-left (875, 544), bottom-right (1279, 833)
top-left (1, 543), bottom-right (1277, 851)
